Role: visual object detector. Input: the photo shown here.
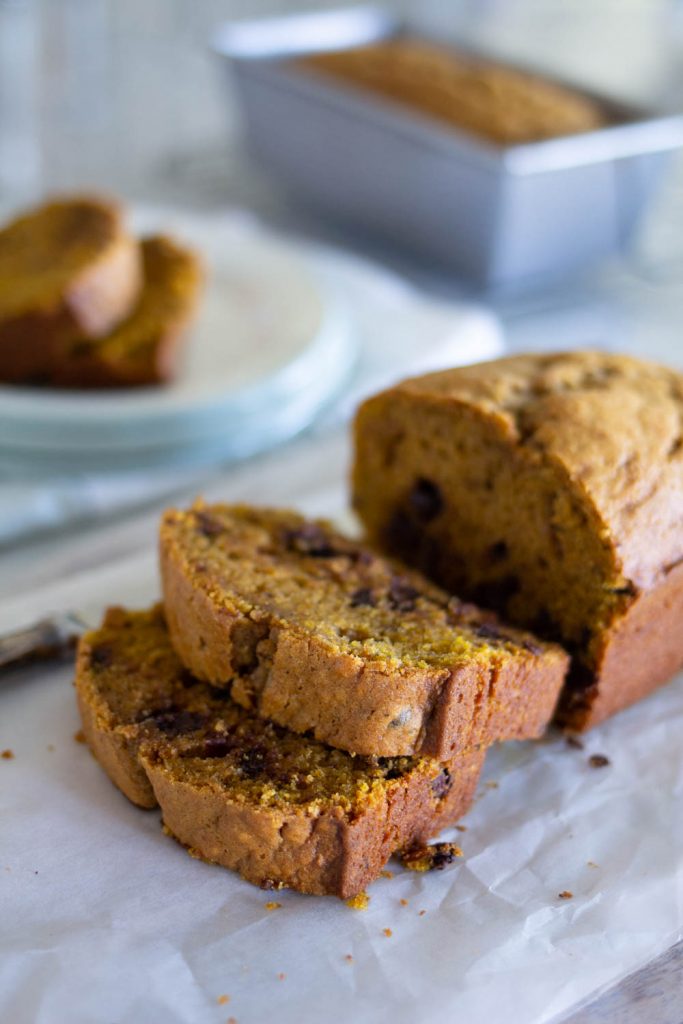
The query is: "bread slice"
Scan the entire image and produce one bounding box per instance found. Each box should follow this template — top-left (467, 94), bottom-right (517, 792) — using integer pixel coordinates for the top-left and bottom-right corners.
top-left (0, 195), bottom-right (141, 383)
top-left (75, 605), bottom-right (484, 898)
top-left (352, 350), bottom-right (683, 730)
top-left (159, 504), bottom-right (568, 759)
top-left (53, 235), bottom-right (202, 388)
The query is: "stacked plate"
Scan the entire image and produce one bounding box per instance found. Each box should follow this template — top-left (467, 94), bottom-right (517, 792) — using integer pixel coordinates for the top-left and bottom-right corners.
top-left (0, 211), bottom-right (356, 474)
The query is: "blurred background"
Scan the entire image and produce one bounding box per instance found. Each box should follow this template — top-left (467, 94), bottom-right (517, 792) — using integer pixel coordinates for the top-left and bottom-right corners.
top-left (3, 0), bottom-right (683, 344)
top-left (3, 0), bottom-right (683, 556)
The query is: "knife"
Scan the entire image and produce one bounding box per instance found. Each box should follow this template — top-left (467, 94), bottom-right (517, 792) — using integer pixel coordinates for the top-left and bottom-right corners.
top-left (0, 610), bottom-right (99, 671)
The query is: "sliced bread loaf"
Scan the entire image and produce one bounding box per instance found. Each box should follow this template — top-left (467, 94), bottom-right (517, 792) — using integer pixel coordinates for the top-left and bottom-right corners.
top-left (159, 504), bottom-right (568, 758)
top-left (76, 605), bottom-right (484, 898)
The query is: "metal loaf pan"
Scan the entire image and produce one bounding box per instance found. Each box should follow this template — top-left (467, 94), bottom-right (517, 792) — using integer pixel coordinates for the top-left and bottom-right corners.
top-left (213, 6), bottom-right (683, 288)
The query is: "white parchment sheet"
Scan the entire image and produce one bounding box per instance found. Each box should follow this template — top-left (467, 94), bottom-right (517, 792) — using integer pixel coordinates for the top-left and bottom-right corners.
top-left (2, 546), bottom-right (682, 1024)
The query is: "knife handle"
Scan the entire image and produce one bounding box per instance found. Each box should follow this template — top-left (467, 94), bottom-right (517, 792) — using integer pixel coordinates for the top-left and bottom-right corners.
top-left (0, 614), bottom-right (85, 671)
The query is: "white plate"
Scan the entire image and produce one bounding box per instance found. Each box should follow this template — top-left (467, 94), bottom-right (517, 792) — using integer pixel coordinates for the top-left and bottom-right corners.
top-left (0, 211), bottom-right (356, 459)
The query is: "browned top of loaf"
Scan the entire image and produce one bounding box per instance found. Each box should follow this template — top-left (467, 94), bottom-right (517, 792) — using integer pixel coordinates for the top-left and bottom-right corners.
top-left (160, 503), bottom-right (563, 673)
top-left (0, 196), bottom-right (127, 319)
top-left (77, 604), bottom-right (449, 815)
top-left (60, 234), bottom-right (202, 385)
top-left (387, 351), bottom-right (683, 592)
top-left (300, 38), bottom-right (605, 145)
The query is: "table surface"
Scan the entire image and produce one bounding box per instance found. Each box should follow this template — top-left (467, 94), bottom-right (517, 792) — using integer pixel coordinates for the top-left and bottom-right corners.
top-left (2, 1), bottom-right (683, 1019)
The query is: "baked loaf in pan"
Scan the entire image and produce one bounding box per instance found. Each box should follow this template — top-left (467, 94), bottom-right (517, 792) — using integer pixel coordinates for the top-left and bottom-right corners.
top-left (159, 503), bottom-right (567, 759)
top-left (300, 38), bottom-right (605, 146)
top-left (75, 605), bottom-right (484, 898)
top-left (0, 195), bottom-right (141, 384)
top-left (352, 350), bottom-right (683, 730)
top-left (53, 235), bottom-right (202, 388)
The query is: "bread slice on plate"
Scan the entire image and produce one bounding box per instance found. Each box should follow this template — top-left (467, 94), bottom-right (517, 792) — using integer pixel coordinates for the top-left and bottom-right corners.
top-left (53, 235), bottom-right (202, 388)
top-left (75, 605), bottom-right (484, 898)
top-left (159, 504), bottom-right (568, 759)
top-left (0, 195), bottom-right (141, 383)
top-left (352, 350), bottom-right (683, 730)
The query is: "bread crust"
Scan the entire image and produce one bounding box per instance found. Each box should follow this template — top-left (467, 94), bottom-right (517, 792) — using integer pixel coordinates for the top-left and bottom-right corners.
top-left (159, 504), bottom-right (567, 759)
top-left (352, 351), bottom-right (683, 730)
top-left (0, 196), bottom-right (141, 383)
top-left (75, 606), bottom-right (484, 898)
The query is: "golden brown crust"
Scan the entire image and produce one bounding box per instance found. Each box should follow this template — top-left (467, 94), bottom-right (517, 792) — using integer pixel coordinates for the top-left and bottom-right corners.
top-left (159, 503), bottom-right (567, 758)
top-left (352, 350), bottom-right (683, 730)
top-left (300, 39), bottom-right (605, 146)
top-left (74, 605), bottom-right (484, 897)
top-left (0, 196), bottom-right (141, 383)
top-left (53, 235), bottom-right (203, 388)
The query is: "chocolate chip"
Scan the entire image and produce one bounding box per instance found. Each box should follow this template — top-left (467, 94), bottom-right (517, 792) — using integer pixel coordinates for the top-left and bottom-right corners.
top-left (89, 644), bottom-right (113, 670)
top-left (143, 708), bottom-right (207, 736)
top-left (588, 753), bottom-right (610, 768)
top-left (387, 577), bottom-right (420, 612)
top-left (431, 767), bottom-right (453, 799)
top-left (199, 734), bottom-right (234, 758)
top-left (349, 587), bottom-right (376, 608)
top-left (238, 747), bottom-right (269, 779)
top-left (521, 638), bottom-right (544, 656)
top-left (194, 511), bottom-right (225, 537)
top-left (488, 540), bottom-right (509, 563)
top-left (409, 478), bottom-right (444, 522)
top-left (430, 844), bottom-right (460, 869)
top-left (179, 668), bottom-right (199, 689)
top-left (473, 622), bottom-right (505, 642)
top-left (283, 523), bottom-right (338, 558)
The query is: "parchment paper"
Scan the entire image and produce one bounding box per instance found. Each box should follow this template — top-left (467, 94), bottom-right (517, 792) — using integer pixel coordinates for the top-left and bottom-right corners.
top-left (2, 520), bottom-right (682, 1024)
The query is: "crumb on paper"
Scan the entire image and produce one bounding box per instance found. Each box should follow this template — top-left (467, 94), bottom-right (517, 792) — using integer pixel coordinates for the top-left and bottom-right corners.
top-left (418, 910), bottom-right (426, 917)
top-left (227, 1017), bottom-right (237, 1024)
top-left (383, 928), bottom-right (392, 938)
top-left (399, 842), bottom-right (463, 873)
top-left (400, 898), bottom-right (408, 907)
top-left (485, 780), bottom-right (498, 789)
top-left (454, 824), bottom-right (467, 832)
top-left (217, 995), bottom-right (230, 1006)
top-left (346, 892), bottom-right (370, 910)
top-left (1, 750), bottom-right (14, 760)
top-left (380, 869), bottom-right (394, 879)
top-left (46, 744), bottom-right (55, 753)
top-left (344, 954), bottom-right (353, 963)
top-left (566, 735), bottom-right (584, 750)
top-left (264, 901), bottom-right (281, 911)
top-left (588, 753), bottom-right (610, 768)
top-left (587, 861), bottom-right (599, 869)
top-left (277, 973), bottom-right (286, 981)
top-left (558, 890), bottom-right (573, 900)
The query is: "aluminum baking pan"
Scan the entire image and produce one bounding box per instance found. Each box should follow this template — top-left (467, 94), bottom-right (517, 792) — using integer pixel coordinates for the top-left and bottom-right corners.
top-left (213, 6), bottom-right (683, 288)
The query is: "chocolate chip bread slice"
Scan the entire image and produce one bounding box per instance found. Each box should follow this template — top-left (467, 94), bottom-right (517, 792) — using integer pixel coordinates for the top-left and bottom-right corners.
top-left (53, 235), bottom-right (202, 388)
top-left (0, 195), bottom-right (141, 384)
top-left (352, 351), bottom-right (683, 730)
top-left (159, 504), bottom-right (567, 759)
top-left (75, 606), bottom-right (484, 898)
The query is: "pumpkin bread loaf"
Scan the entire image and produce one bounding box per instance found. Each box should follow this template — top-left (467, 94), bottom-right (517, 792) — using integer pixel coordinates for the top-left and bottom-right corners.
top-left (352, 351), bottom-right (683, 731)
top-left (299, 38), bottom-right (605, 146)
top-left (75, 605), bottom-right (485, 898)
top-left (0, 196), bottom-right (141, 384)
top-left (159, 504), bottom-right (567, 759)
top-left (53, 235), bottom-right (202, 388)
